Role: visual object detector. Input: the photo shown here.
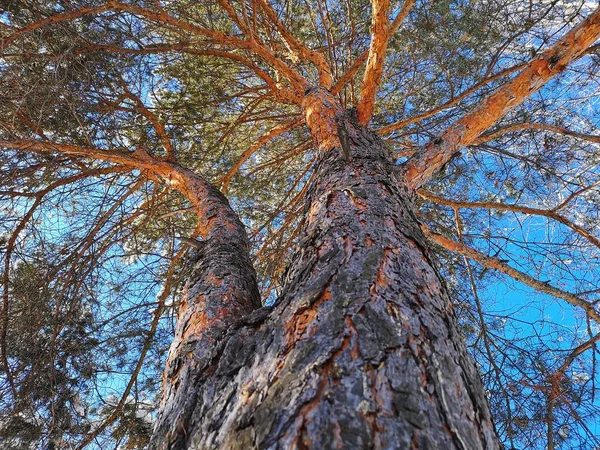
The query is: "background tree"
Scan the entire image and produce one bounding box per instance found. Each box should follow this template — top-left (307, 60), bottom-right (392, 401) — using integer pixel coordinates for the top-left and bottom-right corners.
top-left (1, 0), bottom-right (600, 448)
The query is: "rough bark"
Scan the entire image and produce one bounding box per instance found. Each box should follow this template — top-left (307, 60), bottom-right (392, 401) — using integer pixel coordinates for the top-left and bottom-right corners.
top-left (151, 93), bottom-right (499, 449)
top-left (154, 177), bottom-right (261, 444)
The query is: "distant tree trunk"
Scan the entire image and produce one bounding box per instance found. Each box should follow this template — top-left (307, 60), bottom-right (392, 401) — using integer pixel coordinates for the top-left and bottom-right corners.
top-left (150, 91), bottom-right (499, 449)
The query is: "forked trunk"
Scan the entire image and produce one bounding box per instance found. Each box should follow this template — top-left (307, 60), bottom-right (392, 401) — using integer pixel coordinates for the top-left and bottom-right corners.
top-left (151, 92), bottom-right (499, 449)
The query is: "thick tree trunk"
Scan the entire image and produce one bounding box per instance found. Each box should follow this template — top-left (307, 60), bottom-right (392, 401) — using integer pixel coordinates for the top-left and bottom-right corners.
top-left (151, 92), bottom-right (499, 449)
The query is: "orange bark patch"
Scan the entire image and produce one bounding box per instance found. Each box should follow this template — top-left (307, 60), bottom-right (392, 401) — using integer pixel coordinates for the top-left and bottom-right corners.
top-left (369, 248), bottom-right (392, 295)
top-left (284, 288), bottom-right (333, 348)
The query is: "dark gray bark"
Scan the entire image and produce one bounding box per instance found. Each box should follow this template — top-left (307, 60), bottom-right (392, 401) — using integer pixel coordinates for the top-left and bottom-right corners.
top-left (151, 112), bottom-right (499, 449)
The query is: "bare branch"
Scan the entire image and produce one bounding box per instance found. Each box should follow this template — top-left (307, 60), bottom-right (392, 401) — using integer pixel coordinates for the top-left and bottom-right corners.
top-left (76, 245), bottom-right (185, 449)
top-left (472, 122), bottom-right (600, 145)
top-left (220, 117), bottom-right (302, 193)
top-left (1, 167), bottom-right (128, 402)
top-left (421, 224), bottom-right (600, 324)
top-left (419, 190), bottom-right (600, 250)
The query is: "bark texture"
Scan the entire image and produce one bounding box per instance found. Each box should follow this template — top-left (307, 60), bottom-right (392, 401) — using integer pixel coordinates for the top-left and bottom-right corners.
top-left (154, 179), bottom-right (261, 444)
top-left (151, 102), bottom-right (499, 449)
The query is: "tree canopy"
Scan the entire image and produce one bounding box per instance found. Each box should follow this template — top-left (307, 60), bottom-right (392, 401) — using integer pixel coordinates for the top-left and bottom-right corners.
top-left (1, 0), bottom-right (600, 448)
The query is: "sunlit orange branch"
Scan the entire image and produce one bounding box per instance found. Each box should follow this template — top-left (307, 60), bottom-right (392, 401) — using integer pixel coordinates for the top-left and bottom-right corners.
top-left (0, 138), bottom-right (214, 235)
top-left (356, 0), bottom-right (391, 125)
top-left (421, 224), bottom-right (600, 323)
top-left (554, 331), bottom-right (600, 384)
top-left (218, 0), bottom-right (253, 35)
top-left (377, 62), bottom-right (527, 134)
top-left (332, 51), bottom-right (369, 95)
top-left (0, 4), bottom-right (113, 51)
top-left (120, 85), bottom-right (176, 161)
top-left (401, 6), bottom-right (600, 190)
top-left (0, 138), bottom-right (151, 168)
top-left (65, 42), bottom-right (299, 104)
top-left (107, 1), bottom-right (308, 92)
top-left (332, 0), bottom-right (414, 97)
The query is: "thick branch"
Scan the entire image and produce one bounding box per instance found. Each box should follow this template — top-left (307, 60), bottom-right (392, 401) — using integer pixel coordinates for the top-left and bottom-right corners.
top-left (2, 136), bottom-right (261, 438)
top-left (332, 0), bottom-right (414, 97)
top-left (356, 0), bottom-right (390, 125)
top-left (401, 7), bottom-right (600, 190)
top-left (252, 0), bottom-right (333, 88)
top-left (377, 62), bottom-right (527, 135)
top-left (0, 139), bottom-right (149, 168)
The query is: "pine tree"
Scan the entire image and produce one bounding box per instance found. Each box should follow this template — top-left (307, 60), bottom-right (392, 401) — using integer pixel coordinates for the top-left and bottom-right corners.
top-left (1, 1), bottom-right (600, 448)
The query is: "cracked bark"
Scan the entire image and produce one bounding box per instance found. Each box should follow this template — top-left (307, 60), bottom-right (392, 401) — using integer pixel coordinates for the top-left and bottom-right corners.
top-left (151, 96), bottom-right (499, 449)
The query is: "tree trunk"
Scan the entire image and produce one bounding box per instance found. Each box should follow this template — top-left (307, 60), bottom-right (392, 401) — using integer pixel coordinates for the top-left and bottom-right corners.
top-left (151, 92), bottom-right (499, 449)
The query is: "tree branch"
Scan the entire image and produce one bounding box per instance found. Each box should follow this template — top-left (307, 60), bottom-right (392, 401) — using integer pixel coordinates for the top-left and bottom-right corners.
top-left (400, 6), bottom-right (600, 190)
top-left (356, 0), bottom-right (390, 125)
top-left (472, 121), bottom-right (600, 145)
top-left (421, 224), bottom-right (600, 324)
top-left (252, 0), bottom-right (333, 88)
top-left (0, 167), bottom-right (127, 403)
top-left (2, 1), bottom-right (308, 96)
top-left (332, 0), bottom-right (414, 97)
top-left (377, 62), bottom-right (527, 135)
top-left (76, 244), bottom-right (185, 449)
top-left (220, 117), bottom-right (302, 193)
top-left (107, 1), bottom-right (308, 93)
top-left (0, 4), bottom-right (113, 51)
top-left (419, 190), bottom-right (600, 250)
